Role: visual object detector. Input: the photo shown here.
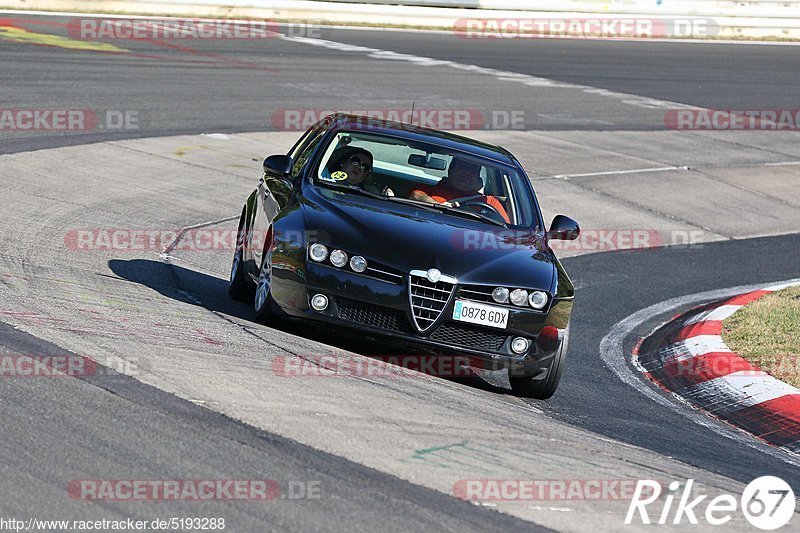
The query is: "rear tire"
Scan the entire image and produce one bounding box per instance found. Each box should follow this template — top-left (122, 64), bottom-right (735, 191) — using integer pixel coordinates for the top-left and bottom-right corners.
top-left (228, 215), bottom-right (254, 302)
top-left (509, 327), bottom-right (569, 400)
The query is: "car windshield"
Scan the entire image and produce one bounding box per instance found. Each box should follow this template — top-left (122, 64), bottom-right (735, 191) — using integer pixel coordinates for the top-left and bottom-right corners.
top-left (313, 130), bottom-right (539, 227)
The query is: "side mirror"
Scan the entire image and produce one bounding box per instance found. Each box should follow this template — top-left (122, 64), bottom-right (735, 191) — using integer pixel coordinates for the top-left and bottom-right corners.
top-left (263, 154), bottom-right (293, 178)
top-left (547, 215), bottom-right (580, 240)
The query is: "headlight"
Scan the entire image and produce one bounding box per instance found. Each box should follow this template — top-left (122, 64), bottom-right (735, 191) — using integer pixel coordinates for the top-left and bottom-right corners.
top-left (309, 243), bottom-right (328, 262)
top-left (349, 255), bottom-right (367, 273)
top-left (330, 249), bottom-right (348, 267)
top-left (510, 288), bottom-right (528, 306)
top-left (528, 291), bottom-right (548, 310)
top-left (492, 287), bottom-right (509, 304)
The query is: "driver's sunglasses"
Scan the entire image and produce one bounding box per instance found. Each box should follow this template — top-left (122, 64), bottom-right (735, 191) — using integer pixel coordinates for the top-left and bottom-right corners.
top-left (346, 155), bottom-right (371, 173)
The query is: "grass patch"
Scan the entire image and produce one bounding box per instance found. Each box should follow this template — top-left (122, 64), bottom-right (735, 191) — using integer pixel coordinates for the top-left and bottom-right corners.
top-left (722, 285), bottom-right (800, 388)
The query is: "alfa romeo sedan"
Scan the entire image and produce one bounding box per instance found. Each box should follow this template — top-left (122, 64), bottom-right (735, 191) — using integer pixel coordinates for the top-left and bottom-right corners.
top-left (228, 114), bottom-right (579, 399)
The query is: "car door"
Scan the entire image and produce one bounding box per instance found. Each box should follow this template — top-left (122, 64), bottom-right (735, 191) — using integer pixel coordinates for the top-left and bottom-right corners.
top-left (252, 119), bottom-right (331, 268)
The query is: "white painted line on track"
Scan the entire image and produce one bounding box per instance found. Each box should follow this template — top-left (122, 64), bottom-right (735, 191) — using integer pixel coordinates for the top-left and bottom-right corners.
top-left (284, 34), bottom-right (702, 111)
top-left (765, 161), bottom-right (800, 167)
top-left (765, 280), bottom-right (800, 291)
top-left (599, 278), bottom-right (800, 467)
top-left (555, 166), bottom-right (688, 179)
top-left (684, 304), bottom-right (743, 324)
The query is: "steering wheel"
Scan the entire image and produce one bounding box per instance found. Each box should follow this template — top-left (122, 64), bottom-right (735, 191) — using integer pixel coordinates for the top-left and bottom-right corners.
top-left (447, 194), bottom-right (484, 204)
top-left (450, 196), bottom-right (506, 224)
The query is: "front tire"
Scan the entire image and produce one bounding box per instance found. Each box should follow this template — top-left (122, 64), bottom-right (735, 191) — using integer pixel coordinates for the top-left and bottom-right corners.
top-left (509, 328), bottom-right (569, 400)
top-left (253, 231), bottom-right (275, 324)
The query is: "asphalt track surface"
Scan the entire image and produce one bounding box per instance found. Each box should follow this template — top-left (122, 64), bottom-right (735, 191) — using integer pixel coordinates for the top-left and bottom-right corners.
top-left (4, 15), bottom-right (800, 152)
top-left (0, 322), bottom-right (539, 532)
top-left (2, 13), bottom-right (800, 531)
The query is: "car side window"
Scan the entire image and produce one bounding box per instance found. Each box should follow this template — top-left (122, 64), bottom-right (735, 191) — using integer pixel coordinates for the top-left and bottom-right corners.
top-left (291, 125), bottom-right (327, 178)
top-left (288, 125), bottom-right (316, 161)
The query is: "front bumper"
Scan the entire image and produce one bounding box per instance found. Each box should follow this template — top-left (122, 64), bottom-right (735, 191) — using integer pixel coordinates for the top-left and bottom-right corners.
top-left (272, 261), bottom-right (572, 371)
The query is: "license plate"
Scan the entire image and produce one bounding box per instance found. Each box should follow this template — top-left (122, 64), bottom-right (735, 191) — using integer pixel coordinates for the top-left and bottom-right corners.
top-left (452, 300), bottom-right (509, 329)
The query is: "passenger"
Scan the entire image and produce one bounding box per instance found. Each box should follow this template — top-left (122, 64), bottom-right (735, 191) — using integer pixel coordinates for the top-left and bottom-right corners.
top-left (408, 157), bottom-right (510, 223)
top-left (326, 147), bottom-right (373, 188)
top-left (325, 147), bottom-right (395, 196)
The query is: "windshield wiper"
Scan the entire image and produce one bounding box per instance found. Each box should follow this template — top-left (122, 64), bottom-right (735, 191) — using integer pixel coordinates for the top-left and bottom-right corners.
top-left (425, 203), bottom-right (508, 228)
top-left (383, 196), bottom-right (441, 212)
top-left (316, 181), bottom-right (388, 201)
top-left (318, 183), bottom-right (506, 226)
top-left (318, 183), bottom-right (442, 214)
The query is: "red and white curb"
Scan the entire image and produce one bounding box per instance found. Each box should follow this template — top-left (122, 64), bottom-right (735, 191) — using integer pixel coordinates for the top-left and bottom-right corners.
top-left (634, 280), bottom-right (800, 452)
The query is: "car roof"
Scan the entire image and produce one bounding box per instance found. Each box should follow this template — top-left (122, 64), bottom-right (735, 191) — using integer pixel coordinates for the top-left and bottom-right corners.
top-left (327, 113), bottom-right (518, 166)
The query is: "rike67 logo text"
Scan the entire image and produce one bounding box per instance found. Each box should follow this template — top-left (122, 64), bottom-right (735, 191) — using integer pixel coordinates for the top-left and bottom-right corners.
top-left (626, 477), bottom-right (795, 530)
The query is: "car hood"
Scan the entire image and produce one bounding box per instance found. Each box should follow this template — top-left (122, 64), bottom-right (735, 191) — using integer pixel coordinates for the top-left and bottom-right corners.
top-left (302, 187), bottom-right (555, 290)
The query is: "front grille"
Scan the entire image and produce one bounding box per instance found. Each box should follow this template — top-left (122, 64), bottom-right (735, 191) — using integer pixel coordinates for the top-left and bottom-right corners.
top-left (336, 297), bottom-right (506, 352)
top-left (364, 263), bottom-right (404, 284)
top-left (458, 284), bottom-right (495, 304)
top-left (337, 298), bottom-right (410, 333)
top-left (430, 323), bottom-right (507, 352)
top-left (409, 273), bottom-right (455, 332)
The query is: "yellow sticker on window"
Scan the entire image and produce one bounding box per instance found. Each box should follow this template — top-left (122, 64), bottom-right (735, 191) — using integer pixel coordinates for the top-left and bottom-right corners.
top-left (331, 171), bottom-right (348, 181)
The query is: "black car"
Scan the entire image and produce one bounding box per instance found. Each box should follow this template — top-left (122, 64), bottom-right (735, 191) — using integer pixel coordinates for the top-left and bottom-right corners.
top-left (229, 114), bottom-right (579, 399)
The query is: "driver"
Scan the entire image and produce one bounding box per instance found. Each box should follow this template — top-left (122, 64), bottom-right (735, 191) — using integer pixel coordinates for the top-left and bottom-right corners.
top-left (408, 157), bottom-right (510, 223)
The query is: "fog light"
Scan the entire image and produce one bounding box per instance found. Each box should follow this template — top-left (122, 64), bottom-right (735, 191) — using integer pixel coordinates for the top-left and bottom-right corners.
top-left (330, 249), bottom-right (348, 267)
top-left (510, 289), bottom-right (528, 306)
top-left (309, 243), bottom-right (328, 262)
top-left (310, 294), bottom-right (328, 311)
top-left (511, 337), bottom-right (530, 354)
top-left (492, 287), bottom-right (509, 304)
top-left (528, 291), bottom-right (548, 310)
top-left (349, 255), bottom-right (367, 272)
